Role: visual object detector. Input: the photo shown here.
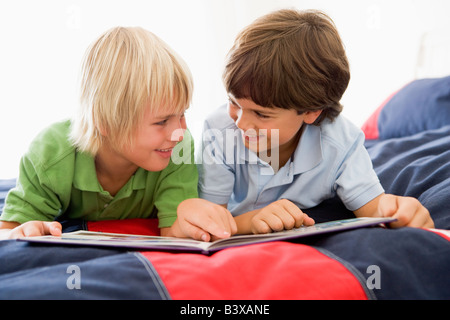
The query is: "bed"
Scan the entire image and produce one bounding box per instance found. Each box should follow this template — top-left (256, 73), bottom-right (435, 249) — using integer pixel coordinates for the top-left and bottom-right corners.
top-left (0, 76), bottom-right (449, 301)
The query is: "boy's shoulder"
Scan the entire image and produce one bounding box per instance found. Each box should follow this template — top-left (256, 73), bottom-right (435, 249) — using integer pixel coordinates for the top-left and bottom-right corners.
top-left (25, 120), bottom-right (76, 170)
top-left (319, 114), bottom-right (364, 150)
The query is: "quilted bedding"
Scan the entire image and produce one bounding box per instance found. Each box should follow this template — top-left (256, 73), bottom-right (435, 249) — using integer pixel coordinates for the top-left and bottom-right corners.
top-left (0, 76), bottom-right (449, 300)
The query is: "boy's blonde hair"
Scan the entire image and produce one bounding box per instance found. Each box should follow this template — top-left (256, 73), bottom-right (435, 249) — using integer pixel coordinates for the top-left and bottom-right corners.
top-left (223, 9), bottom-right (350, 124)
top-left (70, 26), bottom-right (193, 155)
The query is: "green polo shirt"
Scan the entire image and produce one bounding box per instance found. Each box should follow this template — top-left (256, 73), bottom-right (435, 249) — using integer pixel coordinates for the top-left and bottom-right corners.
top-left (1, 120), bottom-right (198, 228)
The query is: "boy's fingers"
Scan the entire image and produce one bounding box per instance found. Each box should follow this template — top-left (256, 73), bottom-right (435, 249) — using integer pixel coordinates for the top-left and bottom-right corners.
top-left (215, 208), bottom-right (238, 236)
top-left (378, 195), bottom-right (434, 228)
top-left (407, 211), bottom-right (428, 228)
top-left (262, 214), bottom-right (285, 232)
top-left (253, 199), bottom-right (316, 234)
top-left (24, 221), bottom-right (62, 237)
top-left (302, 214), bottom-right (315, 226)
top-left (377, 194), bottom-right (397, 217)
top-left (395, 197), bottom-right (434, 228)
top-left (46, 221), bottom-right (62, 236)
top-left (204, 222), bottom-right (231, 239)
top-left (184, 222), bottom-right (211, 242)
top-left (225, 212), bottom-right (238, 235)
top-left (22, 224), bottom-right (41, 237)
top-left (210, 213), bottom-right (237, 241)
top-left (6, 221), bottom-right (63, 239)
top-left (280, 200), bottom-right (315, 228)
top-left (251, 219), bottom-right (272, 234)
top-left (184, 215), bottom-right (231, 241)
top-left (377, 195), bottom-right (407, 228)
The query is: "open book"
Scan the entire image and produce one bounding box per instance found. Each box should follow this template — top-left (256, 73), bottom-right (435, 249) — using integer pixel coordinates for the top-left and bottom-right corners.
top-left (21, 217), bottom-right (395, 254)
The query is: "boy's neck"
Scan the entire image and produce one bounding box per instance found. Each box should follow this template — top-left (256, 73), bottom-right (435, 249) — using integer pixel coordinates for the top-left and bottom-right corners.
top-left (94, 144), bottom-right (138, 197)
top-left (259, 126), bottom-right (303, 172)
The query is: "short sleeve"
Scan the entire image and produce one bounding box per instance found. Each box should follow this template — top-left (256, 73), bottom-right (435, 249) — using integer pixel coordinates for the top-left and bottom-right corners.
top-left (1, 154), bottom-right (62, 223)
top-left (334, 133), bottom-right (384, 211)
top-left (197, 121), bottom-right (236, 205)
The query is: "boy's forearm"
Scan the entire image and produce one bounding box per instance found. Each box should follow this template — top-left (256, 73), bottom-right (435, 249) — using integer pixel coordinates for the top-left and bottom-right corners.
top-left (353, 194), bottom-right (383, 218)
top-left (0, 221), bottom-right (20, 239)
top-left (0, 221), bottom-right (20, 229)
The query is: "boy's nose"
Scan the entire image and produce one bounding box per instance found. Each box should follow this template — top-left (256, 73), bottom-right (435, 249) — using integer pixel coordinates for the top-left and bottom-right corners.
top-left (171, 129), bottom-right (185, 142)
top-left (235, 111), bottom-right (252, 132)
top-left (228, 103), bottom-right (239, 122)
top-left (170, 118), bottom-right (186, 142)
top-left (228, 102), bottom-right (255, 132)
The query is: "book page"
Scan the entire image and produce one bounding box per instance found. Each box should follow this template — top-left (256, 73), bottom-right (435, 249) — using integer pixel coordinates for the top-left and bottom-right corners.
top-left (21, 217), bottom-right (395, 253)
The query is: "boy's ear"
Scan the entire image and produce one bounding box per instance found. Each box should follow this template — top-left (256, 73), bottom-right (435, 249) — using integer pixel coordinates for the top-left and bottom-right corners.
top-left (97, 124), bottom-right (108, 137)
top-left (303, 110), bottom-right (322, 124)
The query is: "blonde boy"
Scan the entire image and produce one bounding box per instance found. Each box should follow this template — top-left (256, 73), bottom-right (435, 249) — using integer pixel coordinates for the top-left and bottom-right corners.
top-left (0, 27), bottom-right (235, 240)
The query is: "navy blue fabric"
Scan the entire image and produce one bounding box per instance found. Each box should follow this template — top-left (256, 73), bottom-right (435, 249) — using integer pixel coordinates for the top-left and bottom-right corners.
top-left (304, 195), bottom-right (354, 223)
top-left (304, 227), bottom-right (450, 299)
top-left (366, 125), bottom-right (450, 229)
top-left (0, 240), bottom-right (170, 299)
top-left (378, 76), bottom-right (450, 140)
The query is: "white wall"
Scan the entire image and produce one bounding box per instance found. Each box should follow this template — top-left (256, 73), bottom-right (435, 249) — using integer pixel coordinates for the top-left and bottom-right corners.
top-left (1, 0), bottom-right (449, 178)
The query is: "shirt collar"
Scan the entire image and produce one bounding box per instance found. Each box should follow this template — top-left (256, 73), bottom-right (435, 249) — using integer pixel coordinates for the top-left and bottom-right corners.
top-left (73, 152), bottom-right (101, 192)
top-left (291, 124), bottom-right (323, 174)
top-left (73, 152), bottom-right (147, 192)
top-left (236, 124), bottom-right (323, 174)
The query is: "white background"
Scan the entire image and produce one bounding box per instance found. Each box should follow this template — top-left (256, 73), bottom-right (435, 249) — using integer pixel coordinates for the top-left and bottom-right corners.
top-left (1, 0), bottom-right (450, 178)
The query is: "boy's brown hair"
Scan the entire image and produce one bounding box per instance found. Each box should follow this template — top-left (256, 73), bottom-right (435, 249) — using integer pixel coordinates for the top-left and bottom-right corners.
top-left (223, 9), bottom-right (350, 124)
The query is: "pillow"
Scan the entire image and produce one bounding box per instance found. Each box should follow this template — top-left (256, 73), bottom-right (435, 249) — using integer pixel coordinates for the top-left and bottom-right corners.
top-left (376, 76), bottom-right (450, 140)
top-left (361, 91), bottom-right (398, 140)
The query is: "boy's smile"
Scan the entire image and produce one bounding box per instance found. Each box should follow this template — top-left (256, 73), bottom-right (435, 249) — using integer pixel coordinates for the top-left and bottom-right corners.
top-left (154, 147), bottom-right (175, 158)
top-left (126, 106), bottom-right (187, 171)
top-left (227, 95), bottom-right (321, 168)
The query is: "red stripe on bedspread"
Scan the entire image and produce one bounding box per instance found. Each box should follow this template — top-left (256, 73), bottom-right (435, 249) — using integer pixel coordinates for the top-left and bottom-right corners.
top-left (86, 219), bottom-right (368, 299)
top-left (143, 242), bottom-right (368, 300)
top-left (361, 90), bottom-right (399, 140)
top-left (87, 218), bottom-right (160, 236)
top-left (428, 228), bottom-right (450, 242)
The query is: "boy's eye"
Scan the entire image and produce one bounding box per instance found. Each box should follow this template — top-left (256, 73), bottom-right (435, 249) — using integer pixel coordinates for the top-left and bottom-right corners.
top-left (154, 119), bottom-right (168, 126)
top-left (154, 113), bottom-right (185, 126)
top-left (255, 111), bottom-right (270, 119)
top-left (228, 98), bottom-right (239, 108)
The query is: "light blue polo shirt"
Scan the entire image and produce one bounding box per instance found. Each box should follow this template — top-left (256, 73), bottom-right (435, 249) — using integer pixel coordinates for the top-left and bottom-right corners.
top-left (197, 104), bottom-right (384, 216)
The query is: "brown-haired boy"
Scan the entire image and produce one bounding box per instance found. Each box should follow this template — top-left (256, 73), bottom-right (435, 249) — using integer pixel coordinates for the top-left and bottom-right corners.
top-left (197, 9), bottom-right (434, 234)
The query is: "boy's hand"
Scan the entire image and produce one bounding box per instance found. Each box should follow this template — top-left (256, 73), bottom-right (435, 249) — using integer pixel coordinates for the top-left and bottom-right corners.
top-left (377, 194), bottom-right (434, 228)
top-left (2, 221), bottom-right (62, 239)
top-left (250, 199), bottom-right (314, 234)
top-left (166, 198), bottom-right (237, 242)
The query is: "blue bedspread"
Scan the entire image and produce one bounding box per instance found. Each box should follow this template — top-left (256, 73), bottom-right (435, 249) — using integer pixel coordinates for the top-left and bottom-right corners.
top-left (367, 125), bottom-right (450, 229)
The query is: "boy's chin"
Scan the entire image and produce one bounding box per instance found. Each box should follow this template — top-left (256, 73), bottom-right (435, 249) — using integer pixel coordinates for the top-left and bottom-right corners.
top-left (244, 140), bottom-right (270, 154)
top-left (140, 158), bottom-right (171, 172)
